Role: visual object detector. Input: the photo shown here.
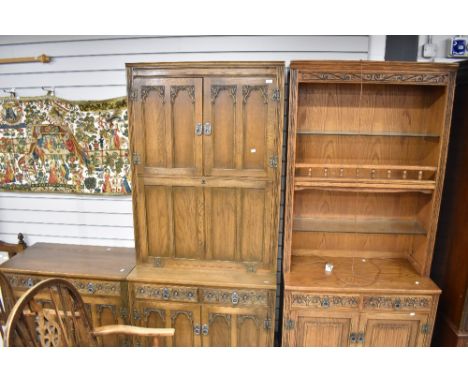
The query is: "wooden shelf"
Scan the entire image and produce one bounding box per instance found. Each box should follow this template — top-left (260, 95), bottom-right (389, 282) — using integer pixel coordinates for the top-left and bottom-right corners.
top-left (297, 130), bottom-right (440, 138)
top-left (294, 178), bottom-right (436, 193)
top-left (293, 217), bottom-right (426, 235)
top-left (285, 256), bottom-right (441, 294)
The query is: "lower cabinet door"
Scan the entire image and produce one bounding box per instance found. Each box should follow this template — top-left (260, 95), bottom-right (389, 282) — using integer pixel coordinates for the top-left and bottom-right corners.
top-left (358, 312), bottom-right (430, 347)
top-left (85, 297), bottom-right (127, 346)
top-left (201, 305), bottom-right (272, 347)
top-left (284, 310), bottom-right (359, 347)
top-left (133, 301), bottom-right (202, 347)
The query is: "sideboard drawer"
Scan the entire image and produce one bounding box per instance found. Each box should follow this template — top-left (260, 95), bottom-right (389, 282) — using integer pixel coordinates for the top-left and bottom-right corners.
top-left (133, 283), bottom-right (198, 303)
top-left (201, 288), bottom-right (269, 307)
top-left (362, 295), bottom-right (433, 312)
top-left (5, 273), bottom-right (121, 297)
top-left (290, 292), bottom-right (361, 310)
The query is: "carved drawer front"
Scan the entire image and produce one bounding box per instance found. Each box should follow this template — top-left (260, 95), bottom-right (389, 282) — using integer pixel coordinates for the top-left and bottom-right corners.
top-left (201, 288), bottom-right (269, 307)
top-left (133, 284), bottom-right (198, 303)
top-left (362, 295), bottom-right (433, 312)
top-left (5, 273), bottom-right (121, 297)
top-left (290, 292), bottom-right (360, 310)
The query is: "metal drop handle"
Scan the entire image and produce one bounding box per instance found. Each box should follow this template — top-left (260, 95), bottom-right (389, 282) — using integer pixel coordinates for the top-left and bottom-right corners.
top-left (357, 332), bottom-right (365, 343)
top-left (195, 123), bottom-right (203, 136)
top-left (194, 324), bottom-right (201, 336)
top-left (202, 324), bottom-right (209, 336)
top-left (349, 332), bottom-right (357, 344)
top-left (203, 122), bottom-right (212, 136)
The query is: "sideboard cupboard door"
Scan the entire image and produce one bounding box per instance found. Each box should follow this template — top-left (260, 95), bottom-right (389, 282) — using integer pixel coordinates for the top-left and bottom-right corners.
top-left (203, 77), bottom-right (280, 180)
top-left (130, 77), bottom-right (203, 176)
top-left (284, 310), bottom-right (360, 347)
top-left (133, 301), bottom-right (202, 347)
top-left (201, 305), bottom-right (272, 347)
top-left (358, 312), bottom-right (430, 347)
top-left (92, 301), bottom-right (124, 346)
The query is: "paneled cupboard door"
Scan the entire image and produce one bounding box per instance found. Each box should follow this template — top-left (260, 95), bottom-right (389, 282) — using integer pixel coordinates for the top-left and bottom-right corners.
top-left (133, 301), bottom-right (202, 347)
top-left (203, 78), bottom-right (280, 179)
top-left (130, 77), bottom-right (204, 176)
top-left (284, 310), bottom-right (360, 347)
top-left (201, 305), bottom-right (272, 347)
top-left (358, 312), bottom-right (430, 347)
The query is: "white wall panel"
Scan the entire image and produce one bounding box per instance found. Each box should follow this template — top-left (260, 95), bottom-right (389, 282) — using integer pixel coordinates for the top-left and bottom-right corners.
top-left (0, 35), bottom-right (371, 249)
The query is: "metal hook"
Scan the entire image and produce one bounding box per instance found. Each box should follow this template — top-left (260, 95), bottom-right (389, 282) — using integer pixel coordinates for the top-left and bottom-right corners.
top-left (41, 86), bottom-right (55, 97)
top-left (2, 88), bottom-right (17, 98)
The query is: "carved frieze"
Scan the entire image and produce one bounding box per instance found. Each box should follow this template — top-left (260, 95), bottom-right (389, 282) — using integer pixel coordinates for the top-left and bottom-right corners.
top-left (134, 284), bottom-right (198, 303)
top-left (242, 85), bottom-right (268, 104)
top-left (211, 85), bottom-right (237, 104)
top-left (170, 85), bottom-right (195, 104)
top-left (202, 289), bottom-right (268, 306)
top-left (291, 293), bottom-right (360, 309)
top-left (363, 296), bottom-right (432, 310)
top-left (141, 85), bottom-right (165, 102)
top-left (300, 72), bottom-right (449, 84)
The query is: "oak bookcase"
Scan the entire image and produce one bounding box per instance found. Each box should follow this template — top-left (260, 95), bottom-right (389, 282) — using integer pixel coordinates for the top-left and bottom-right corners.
top-left (126, 62), bottom-right (284, 346)
top-left (281, 61), bottom-right (457, 347)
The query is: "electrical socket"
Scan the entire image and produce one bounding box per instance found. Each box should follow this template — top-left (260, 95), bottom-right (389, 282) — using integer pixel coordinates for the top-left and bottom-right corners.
top-left (423, 43), bottom-right (436, 58)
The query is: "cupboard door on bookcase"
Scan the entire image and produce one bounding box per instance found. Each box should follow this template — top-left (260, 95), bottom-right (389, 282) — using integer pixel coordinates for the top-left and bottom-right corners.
top-left (91, 299), bottom-right (125, 346)
top-left (203, 77), bottom-right (281, 180)
top-left (129, 78), bottom-right (203, 261)
top-left (133, 301), bottom-right (202, 347)
top-left (284, 309), bottom-right (359, 347)
top-left (201, 305), bottom-right (272, 347)
top-left (130, 77), bottom-right (203, 176)
top-left (145, 185), bottom-right (205, 261)
top-left (204, 182), bottom-right (276, 269)
top-left (358, 312), bottom-right (430, 347)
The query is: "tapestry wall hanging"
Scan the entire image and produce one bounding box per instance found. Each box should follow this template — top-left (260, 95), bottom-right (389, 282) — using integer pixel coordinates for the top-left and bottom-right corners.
top-left (0, 96), bottom-right (131, 195)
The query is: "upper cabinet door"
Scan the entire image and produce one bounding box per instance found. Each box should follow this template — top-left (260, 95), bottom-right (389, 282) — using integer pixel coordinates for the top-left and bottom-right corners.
top-left (130, 77), bottom-right (203, 177)
top-left (203, 77), bottom-right (280, 179)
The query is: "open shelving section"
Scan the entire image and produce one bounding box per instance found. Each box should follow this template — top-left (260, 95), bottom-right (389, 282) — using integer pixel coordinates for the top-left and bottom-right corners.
top-left (282, 61), bottom-right (458, 347)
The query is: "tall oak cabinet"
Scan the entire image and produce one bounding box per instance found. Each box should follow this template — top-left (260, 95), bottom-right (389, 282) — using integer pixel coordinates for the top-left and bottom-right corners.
top-left (126, 62), bottom-right (284, 346)
top-left (282, 61), bottom-right (457, 347)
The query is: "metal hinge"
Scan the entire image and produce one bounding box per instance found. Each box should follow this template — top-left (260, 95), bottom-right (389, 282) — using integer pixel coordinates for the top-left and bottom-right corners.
top-left (120, 307), bottom-right (129, 321)
top-left (264, 318), bottom-right (272, 330)
top-left (285, 319), bottom-right (295, 330)
top-left (421, 324), bottom-right (430, 334)
top-left (128, 87), bottom-right (138, 101)
top-left (132, 152), bottom-right (141, 165)
top-left (133, 309), bottom-right (141, 322)
top-left (154, 257), bottom-right (164, 268)
top-left (268, 155), bottom-right (278, 168)
top-left (272, 88), bottom-right (281, 102)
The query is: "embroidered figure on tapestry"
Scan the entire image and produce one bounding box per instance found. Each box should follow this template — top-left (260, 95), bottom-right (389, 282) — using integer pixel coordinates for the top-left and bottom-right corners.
top-left (0, 96), bottom-right (131, 195)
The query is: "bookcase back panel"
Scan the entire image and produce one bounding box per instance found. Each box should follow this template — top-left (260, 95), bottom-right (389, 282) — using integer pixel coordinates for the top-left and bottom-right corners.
top-left (297, 83), bottom-right (447, 136)
top-left (296, 135), bottom-right (440, 168)
top-left (291, 231), bottom-right (425, 260)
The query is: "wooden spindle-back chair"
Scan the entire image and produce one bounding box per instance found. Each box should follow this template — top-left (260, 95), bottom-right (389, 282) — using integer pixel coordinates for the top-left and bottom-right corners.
top-left (0, 271), bottom-right (16, 339)
top-left (3, 278), bottom-right (174, 347)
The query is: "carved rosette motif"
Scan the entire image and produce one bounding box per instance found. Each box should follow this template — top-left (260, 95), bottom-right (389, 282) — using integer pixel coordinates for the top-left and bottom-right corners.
top-left (363, 296), bottom-right (432, 310)
top-left (242, 85), bottom-right (268, 104)
top-left (141, 85), bottom-right (165, 103)
top-left (291, 293), bottom-right (360, 309)
top-left (170, 85), bottom-right (195, 104)
top-left (202, 289), bottom-right (268, 306)
top-left (134, 284), bottom-right (198, 302)
top-left (301, 72), bottom-right (449, 84)
top-left (211, 85), bottom-right (237, 104)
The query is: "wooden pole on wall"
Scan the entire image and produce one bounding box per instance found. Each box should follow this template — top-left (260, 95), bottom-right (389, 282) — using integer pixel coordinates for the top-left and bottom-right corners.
top-left (0, 54), bottom-right (51, 65)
